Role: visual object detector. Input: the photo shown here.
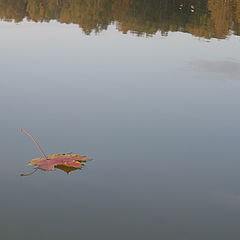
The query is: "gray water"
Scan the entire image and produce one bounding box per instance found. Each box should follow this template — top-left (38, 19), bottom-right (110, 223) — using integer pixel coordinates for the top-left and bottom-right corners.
top-left (0, 19), bottom-right (240, 240)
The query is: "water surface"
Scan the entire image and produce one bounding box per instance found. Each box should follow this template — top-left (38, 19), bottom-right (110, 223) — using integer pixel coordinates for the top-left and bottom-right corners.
top-left (0, 1), bottom-right (240, 240)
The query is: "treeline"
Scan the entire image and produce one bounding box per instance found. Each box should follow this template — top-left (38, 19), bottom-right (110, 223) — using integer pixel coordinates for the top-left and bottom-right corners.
top-left (0, 0), bottom-right (239, 39)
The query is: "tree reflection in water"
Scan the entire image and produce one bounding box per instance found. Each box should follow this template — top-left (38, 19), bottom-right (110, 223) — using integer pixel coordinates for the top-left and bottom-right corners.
top-left (0, 0), bottom-right (239, 39)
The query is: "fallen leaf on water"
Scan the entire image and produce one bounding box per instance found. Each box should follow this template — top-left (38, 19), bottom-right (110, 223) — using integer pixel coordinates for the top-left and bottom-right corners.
top-left (30, 153), bottom-right (88, 172)
top-left (20, 129), bottom-right (90, 175)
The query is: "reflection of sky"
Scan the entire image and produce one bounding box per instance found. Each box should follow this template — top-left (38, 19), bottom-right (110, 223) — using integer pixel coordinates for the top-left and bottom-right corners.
top-left (191, 60), bottom-right (240, 80)
top-left (0, 20), bottom-right (239, 81)
top-left (0, 20), bottom-right (240, 240)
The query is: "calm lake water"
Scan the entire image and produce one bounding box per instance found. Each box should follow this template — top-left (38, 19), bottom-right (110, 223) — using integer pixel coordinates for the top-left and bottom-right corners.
top-left (0, 1), bottom-right (240, 239)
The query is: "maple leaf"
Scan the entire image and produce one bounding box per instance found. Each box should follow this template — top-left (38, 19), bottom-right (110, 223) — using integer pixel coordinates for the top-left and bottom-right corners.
top-left (29, 154), bottom-right (88, 172)
top-left (20, 129), bottom-right (89, 173)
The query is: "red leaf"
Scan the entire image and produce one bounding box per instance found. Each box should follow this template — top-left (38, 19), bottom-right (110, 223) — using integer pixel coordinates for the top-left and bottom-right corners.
top-left (20, 129), bottom-right (90, 173)
top-left (30, 153), bottom-right (88, 172)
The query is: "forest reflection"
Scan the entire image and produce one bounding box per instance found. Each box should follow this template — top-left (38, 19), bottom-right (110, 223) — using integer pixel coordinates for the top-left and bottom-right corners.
top-left (0, 0), bottom-right (239, 39)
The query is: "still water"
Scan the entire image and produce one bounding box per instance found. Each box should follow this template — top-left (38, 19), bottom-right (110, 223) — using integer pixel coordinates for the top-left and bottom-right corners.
top-left (0, 1), bottom-right (240, 239)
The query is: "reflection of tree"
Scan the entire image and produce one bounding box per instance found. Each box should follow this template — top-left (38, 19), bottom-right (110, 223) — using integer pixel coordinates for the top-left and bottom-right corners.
top-left (0, 0), bottom-right (26, 22)
top-left (26, 0), bottom-right (113, 34)
top-left (207, 0), bottom-right (237, 38)
top-left (59, 0), bottom-right (112, 34)
top-left (112, 0), bottom-right (211, 37)
top-left (26, 0), bottom-right (60, 22)
top-left (0, 0), bottom-right (239, 39)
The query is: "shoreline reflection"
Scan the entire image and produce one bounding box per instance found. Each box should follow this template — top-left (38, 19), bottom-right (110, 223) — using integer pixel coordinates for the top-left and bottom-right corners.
top-left (0, 0), bottom-right (239, 39)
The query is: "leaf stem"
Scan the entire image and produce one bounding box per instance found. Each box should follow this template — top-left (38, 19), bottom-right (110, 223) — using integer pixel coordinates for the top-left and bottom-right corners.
top-left (20, 168), bottom-right (38, 176)
top-left (20, 129), bottom-right (48, 160)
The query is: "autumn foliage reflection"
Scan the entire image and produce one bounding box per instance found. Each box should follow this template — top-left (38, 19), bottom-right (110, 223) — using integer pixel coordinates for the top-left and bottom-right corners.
top-left (0, 0), bottom-right (239, 39)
